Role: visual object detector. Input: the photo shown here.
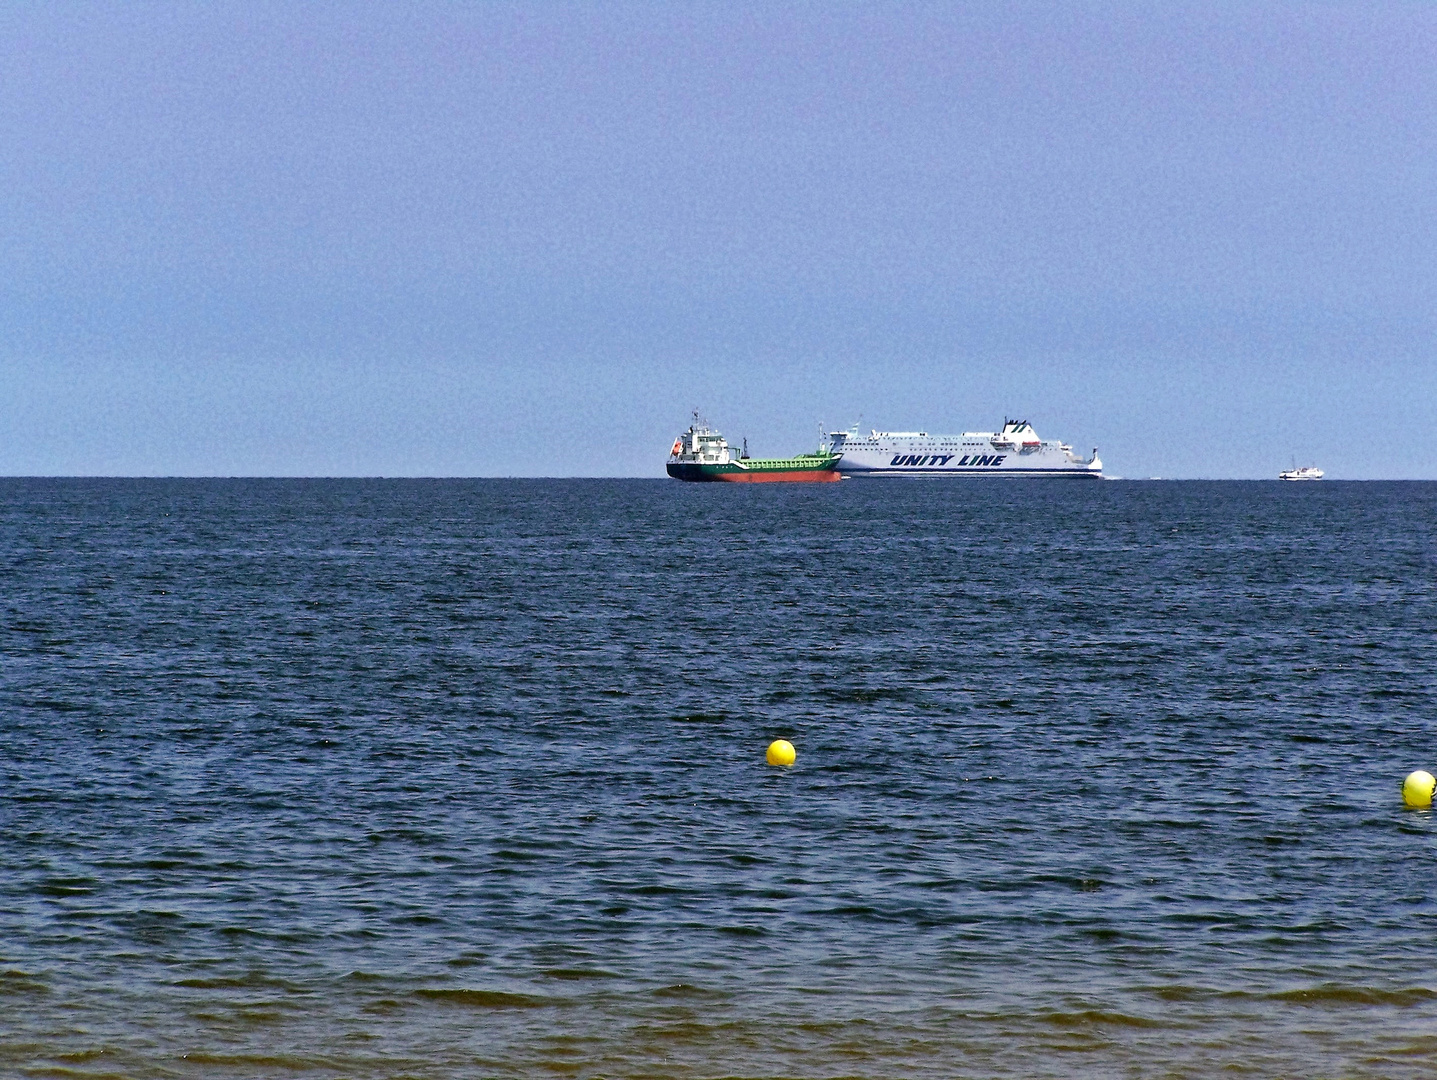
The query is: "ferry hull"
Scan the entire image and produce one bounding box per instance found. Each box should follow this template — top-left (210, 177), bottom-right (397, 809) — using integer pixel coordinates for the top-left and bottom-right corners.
top-left (843, 468), bottom-right (1101, 478)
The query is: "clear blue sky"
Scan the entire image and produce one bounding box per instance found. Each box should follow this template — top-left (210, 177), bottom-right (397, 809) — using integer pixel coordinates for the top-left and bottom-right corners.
top-left (2, 1), bottom-right (1434, 477)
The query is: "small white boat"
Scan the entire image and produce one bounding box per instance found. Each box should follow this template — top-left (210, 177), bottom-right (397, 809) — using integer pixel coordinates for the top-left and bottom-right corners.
top-left (1279, 465), bottom-right (1324, 481)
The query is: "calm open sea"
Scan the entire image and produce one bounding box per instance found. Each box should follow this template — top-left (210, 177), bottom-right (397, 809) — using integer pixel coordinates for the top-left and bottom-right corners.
top-left (3, 478), bottom-right (1436, 1079)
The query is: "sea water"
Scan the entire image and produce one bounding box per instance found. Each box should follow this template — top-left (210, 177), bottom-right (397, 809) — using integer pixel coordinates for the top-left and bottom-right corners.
top-left (2, 478), bottom-right (1436, 1078)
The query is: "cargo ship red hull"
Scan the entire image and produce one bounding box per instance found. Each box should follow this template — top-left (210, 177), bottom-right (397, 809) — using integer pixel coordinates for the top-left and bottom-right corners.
top-left (666, 461), bottom-right (843, 482)
top-left (720, 468), bottom-right (842, 482)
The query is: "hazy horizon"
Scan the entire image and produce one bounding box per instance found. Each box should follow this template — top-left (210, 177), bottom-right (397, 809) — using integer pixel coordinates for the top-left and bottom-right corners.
top-left (4, 2), bottom-right (1435, 479)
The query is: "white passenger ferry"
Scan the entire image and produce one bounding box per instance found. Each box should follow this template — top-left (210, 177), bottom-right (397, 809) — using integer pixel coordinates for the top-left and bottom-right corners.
top-left (1278, 465), bottom-right (1324, 481)
top-left (828, 419), bottom-right (1102, 478)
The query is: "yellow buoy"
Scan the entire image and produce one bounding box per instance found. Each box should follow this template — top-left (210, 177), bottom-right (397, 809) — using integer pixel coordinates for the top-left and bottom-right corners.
top-left (766, 739), bottom-right (796, 767)
top-left (1403, 770), bottom-right (1436, 808)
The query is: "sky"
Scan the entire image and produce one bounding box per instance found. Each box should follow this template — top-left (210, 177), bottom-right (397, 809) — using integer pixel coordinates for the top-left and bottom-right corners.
top-left (2, 1), bottom-right (1435, 478)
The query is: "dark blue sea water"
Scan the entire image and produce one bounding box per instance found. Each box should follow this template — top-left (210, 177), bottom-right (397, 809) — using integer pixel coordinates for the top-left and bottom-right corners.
top-left (3, 478), bottom-right (1437, 1079)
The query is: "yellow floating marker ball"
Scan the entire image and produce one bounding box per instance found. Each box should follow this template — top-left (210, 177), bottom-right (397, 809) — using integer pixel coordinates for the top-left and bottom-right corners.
top-left (766, 739), bottom-right (796, 767)
top-left (1404, 770), bottom-right (1436, 808)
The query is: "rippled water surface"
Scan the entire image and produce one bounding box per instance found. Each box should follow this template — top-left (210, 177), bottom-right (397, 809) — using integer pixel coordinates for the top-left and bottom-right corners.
top-left (3, 478), bottom-right (1437, 1079)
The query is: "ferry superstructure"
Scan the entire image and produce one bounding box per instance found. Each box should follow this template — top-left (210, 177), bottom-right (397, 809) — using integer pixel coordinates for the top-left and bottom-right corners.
top-left (829, 419), bottom-right (1102, 478)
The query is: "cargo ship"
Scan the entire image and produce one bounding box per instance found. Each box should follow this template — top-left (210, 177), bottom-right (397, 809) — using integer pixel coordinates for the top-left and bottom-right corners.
top-left (667, 415), bottom-right (842, 482)
top-left (828, 419), bottom-right (1102, 478)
